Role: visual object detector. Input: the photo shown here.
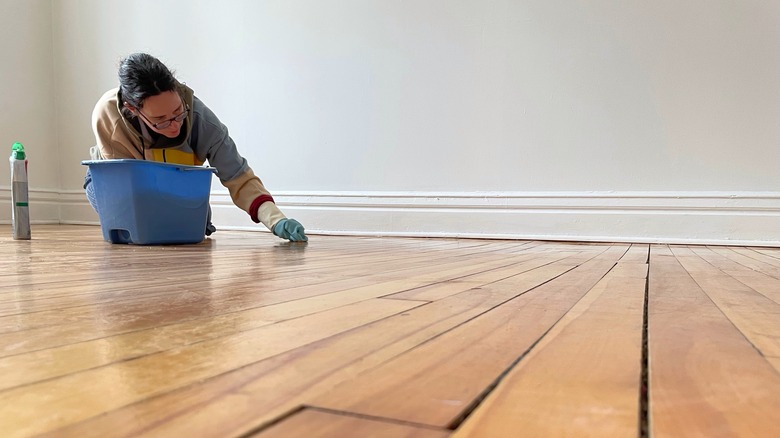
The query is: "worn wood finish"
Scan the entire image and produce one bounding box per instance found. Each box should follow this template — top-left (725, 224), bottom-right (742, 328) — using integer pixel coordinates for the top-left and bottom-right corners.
top-left (1, 226), bottom-right (779, 437)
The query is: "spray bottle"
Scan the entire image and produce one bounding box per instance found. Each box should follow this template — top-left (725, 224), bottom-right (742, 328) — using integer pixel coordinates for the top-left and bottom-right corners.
top-left (10, 142), bottom-right (30, 240)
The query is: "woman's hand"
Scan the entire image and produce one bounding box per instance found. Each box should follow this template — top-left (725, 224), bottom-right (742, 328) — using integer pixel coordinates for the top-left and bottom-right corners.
top-left (273, 218), bottom-right (308, 242)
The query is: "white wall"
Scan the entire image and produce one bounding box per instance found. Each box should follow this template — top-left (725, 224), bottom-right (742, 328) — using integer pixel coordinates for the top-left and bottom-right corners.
top-left (17, 0), bottom-right (780, 244)
top-left (0, 0), bottom-right (60, 222)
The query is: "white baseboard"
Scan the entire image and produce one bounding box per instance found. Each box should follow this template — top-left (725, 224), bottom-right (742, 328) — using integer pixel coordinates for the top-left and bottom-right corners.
top-left (0, 188), bottom-right (62, 225)
top-left (212, 190), bottom-right (780, 247)
top-left (5, 188), bottom-right (780, 247)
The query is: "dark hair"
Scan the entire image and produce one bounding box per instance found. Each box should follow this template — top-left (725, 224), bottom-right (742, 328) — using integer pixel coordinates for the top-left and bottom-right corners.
top-left (118, 53), bottom-right (178, 117)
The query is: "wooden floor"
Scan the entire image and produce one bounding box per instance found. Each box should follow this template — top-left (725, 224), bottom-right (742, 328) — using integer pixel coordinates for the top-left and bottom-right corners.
top-left (1, 225), bottom-right (779, 437)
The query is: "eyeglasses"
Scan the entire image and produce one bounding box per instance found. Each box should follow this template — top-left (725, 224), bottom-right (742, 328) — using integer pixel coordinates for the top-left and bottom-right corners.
top-left (137, 103), bottom-right (190, 129)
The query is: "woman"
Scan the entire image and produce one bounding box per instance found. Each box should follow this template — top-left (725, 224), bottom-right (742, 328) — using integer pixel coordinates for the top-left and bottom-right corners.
top-left (85, 53), bottom-right (307, 242)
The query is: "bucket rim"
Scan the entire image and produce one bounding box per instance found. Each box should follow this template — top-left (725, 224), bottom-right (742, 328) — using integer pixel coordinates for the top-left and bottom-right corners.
top-left (81, 159), bottom-right (216, 173)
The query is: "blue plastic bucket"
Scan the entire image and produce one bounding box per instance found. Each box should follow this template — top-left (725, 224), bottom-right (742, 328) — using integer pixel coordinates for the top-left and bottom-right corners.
top-left (82, 160), bottom-right (216, 244)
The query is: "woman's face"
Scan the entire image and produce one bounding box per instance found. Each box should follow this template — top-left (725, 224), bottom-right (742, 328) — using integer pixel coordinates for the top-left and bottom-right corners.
top-left (132, 91), bottom-right (186, 138)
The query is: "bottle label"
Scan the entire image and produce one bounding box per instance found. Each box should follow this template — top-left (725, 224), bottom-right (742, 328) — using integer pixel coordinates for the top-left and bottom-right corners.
top-left (12, 181), bottom-right (29, 203)
top-left (11, 180), bottom-right (30, 239)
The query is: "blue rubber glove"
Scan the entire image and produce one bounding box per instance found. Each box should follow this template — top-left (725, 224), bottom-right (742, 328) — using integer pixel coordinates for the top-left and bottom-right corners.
top-left (273, 218), bottom-right (308, 242)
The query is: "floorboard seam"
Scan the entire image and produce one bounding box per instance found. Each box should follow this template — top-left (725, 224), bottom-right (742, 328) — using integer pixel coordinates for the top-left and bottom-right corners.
top-left (640, 258), bottom-right (650, 438)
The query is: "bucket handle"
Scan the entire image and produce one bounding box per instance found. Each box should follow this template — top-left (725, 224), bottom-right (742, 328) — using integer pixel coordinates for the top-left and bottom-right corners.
top-left (178, 166), bottom-right (216, 173)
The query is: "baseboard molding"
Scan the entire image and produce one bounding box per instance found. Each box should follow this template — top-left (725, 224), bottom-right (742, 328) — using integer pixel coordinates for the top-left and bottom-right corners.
top-left (7, 188), bottom-right (780, 247)
top-left (204, 190), bottom-right (780, 247)
top-left (0, 188), bottom-right (62, 224)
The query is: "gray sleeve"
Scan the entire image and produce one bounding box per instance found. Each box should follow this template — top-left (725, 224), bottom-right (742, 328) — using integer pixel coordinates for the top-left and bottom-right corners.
top-left (190, 96), bottom-right (250, 182)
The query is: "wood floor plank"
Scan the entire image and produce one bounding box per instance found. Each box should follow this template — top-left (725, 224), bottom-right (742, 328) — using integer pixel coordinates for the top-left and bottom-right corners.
top-left (690, 247), bottom-right (780, 305)
top-left (252, 409), bottom-right (449, 438)
top-left (0, 245), bottom-right (474, 315)
top-left (707, 246), bottom-right (780, 280)
top-left (671, 247), bottom-right (780, 358)
top-left (0, 298), bottom-right (423, 437)
top-left (2, 226), bottom-right (779, 437)
top-left (0, 234), bottom-right (499, 300)
top-left (620, 243), bottom-right (649, 263)
top-left (647, 246), bottom-right (780, 437)
top-left (730, 248), bottom-right (780, 267)
top-left (0, 284), bottom-right (196, 333)
top-left (0, 273), bottom-right (456, 390)
top-left (387, 249), bottom-right (590, 301)
top-left (0, 275), bottom-right (197, 309)
top-left (0, 238), bottom-right (487, 302)
top-left (452, 262), bottom-right (646, 437)
top-left (306, 246), bottom-right (628, 427)
top-left (650, 244), bottom-right (674, 256)
top-left (0, 255), bottom-right (533, 357)
top-left (752, 248), bottom-right (780, 261)
top-left (0, 260), bottom-right (411, 332)
top-left (39, 271), bottom-right (563, 438)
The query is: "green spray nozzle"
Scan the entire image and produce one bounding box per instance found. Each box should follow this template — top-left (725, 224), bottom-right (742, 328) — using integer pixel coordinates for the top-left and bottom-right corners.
top-left (12, 142), bottom-right (25, 160)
